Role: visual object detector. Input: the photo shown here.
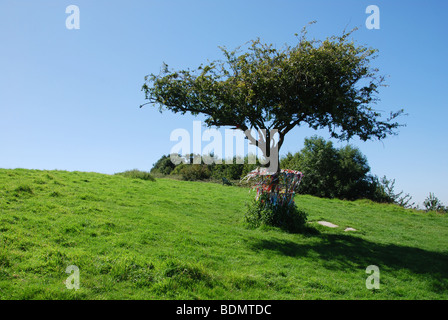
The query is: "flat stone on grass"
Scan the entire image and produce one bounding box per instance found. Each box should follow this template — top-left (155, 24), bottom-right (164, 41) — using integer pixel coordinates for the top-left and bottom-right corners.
top-left (317, 221), bottom-right (338, 228)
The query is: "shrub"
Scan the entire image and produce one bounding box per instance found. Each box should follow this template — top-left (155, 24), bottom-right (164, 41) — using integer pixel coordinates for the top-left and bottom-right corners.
top-left (363, 175), bottom-right (394, 203)
top-left (115, 169), bottom-right (155, 181)
top-left (244, 194), bottom-right (308, 233)
top-left (374, 176), bottom-right (415, 208)
top-left (423, 193), bottom-right (446, 213)
top-left (210, 160), bottom-right (244, 181)
top-left (178, 165), bottom-right (211, 181)
top-left (280, 136), bottom-right (415, 205)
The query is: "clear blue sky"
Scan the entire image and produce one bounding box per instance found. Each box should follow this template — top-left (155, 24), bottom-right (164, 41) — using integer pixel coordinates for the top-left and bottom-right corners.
top-left (1, 0), bottom-right (447, 207)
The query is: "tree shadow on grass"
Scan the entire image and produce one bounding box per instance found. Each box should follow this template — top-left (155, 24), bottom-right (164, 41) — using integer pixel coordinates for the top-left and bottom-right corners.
top-left (249, 233), bottom-right (448, 293)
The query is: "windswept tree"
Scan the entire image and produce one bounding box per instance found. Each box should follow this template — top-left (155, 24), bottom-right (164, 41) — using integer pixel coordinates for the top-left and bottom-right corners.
top-left (141, 24), bottom-right (404, 232)
top-left (141, 24), bottom-right (404, 175)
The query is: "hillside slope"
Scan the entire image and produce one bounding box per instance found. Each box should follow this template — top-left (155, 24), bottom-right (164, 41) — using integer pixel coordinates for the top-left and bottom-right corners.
top-left (0, 168), bottom-right (447, 299)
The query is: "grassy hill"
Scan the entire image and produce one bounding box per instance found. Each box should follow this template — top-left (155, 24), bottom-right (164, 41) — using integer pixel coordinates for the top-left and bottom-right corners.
top-left (0, 168), bottom-right (447, 300)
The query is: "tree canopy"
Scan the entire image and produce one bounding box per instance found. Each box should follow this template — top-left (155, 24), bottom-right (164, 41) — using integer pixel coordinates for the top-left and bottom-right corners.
top-left (141, 24), bottom-right (404, 172)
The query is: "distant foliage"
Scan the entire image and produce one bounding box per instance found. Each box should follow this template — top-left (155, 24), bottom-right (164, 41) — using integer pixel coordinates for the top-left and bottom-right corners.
top-left (374, 176), bottom-right (415, 208)
top-left (177, 164), bottom-right (211, 181)
top-left (151, 153), bottom-right (260, 182)
top-left (151, 137), bottom-right (419, 207)
top-left (209, 158), bottom-right (244, 181)
top-left (150, 155), bottom-right (176, 175)
top-left (115, 169), bottom-right (155, 181)
top-left (280, 136), bottom-right (373, 201)
top-left (423, 193), bottom-right (446, 213)
top-left (279, 136), bottom-right (418, 207)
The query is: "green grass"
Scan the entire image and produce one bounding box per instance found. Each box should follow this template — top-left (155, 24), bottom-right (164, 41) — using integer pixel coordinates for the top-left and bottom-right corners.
top-left (0, 168), bottom-right (447, 300)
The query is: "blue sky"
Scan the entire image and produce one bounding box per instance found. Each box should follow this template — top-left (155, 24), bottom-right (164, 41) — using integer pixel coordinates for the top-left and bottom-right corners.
top-left (0, 0), bottom-right (447, 207)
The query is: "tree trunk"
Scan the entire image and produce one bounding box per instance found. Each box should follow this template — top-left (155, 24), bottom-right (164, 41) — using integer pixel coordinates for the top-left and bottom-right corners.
top-left (262, 131), bottom-right (281, 200)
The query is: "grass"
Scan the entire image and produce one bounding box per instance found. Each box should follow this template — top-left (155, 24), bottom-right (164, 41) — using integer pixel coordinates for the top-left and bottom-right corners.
top-left (0, 168), bottom-right (447, 300)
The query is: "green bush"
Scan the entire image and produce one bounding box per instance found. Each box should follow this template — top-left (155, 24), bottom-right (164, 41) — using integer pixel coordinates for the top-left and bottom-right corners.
top-left (210, 161), bottom-right (244, 181)
top-left (115, 169), bottom-right (155, 181)
top-left (423, 193), bottom-right (446, 213)
top-left (244, 194), bottom-right (308, 233)
top-left (281, 136), bottom-right (373, 200)
top-left (150, 155), bottom-right (176, 175)
top-left (370, 175), bottom-right (415, 208)
top-left (178, 165), bottom-right (211, 181)
top-left (151, 153), bottom-right (262, 182)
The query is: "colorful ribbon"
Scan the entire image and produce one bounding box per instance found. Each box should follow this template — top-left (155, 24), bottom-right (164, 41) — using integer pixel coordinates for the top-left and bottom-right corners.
top-left (241, 167), bottom-right (304, 206)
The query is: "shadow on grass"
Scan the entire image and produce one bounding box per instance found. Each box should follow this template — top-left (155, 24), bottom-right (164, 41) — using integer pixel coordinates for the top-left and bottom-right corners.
top-left (249, 233), bottom-right (448, 292)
